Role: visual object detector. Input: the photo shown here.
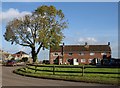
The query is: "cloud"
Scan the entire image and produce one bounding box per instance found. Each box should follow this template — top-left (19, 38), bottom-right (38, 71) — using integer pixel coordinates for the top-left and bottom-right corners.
top-left (77, 37), bottom-right (97, 44)
top-left (0, 8), bottom-right (32, 24)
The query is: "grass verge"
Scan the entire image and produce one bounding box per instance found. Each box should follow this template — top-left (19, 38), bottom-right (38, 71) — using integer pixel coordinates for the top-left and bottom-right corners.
top-left (13, 66), bottom-right (120, 86)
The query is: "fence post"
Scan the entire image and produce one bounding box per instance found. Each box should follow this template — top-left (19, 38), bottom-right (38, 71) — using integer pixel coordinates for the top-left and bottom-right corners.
top-left (35, 65), bottom-right (37, 73)
top-left (82, 66), bottom-right (84, 76)
top-left (53, 65), bottom-right (55, 75)
top-left (24, 62), bottom-right (27, 72)
top-left (23, 67), bottom-right (26, 72)
top-left (25, 65), bottom-right (27, 71)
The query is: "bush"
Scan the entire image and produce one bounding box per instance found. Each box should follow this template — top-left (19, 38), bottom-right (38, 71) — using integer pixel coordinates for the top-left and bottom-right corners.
top-left (11, 58), bottom-right (15, 60)
top-left (22, 57), bottom-right (28, 62)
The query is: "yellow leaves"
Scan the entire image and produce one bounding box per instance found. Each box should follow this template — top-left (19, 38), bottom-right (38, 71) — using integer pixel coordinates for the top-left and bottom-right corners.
top-left (4, 5), bottom-right (68, 51)
top-left (35, 5), bottom-right (57, 17)
top-left (13, 19), bottom-right (21, 28)
top-left (49, 5), bottom-right (57, 16)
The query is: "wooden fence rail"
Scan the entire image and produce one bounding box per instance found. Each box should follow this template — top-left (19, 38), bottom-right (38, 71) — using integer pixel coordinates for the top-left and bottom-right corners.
top-left (25, 64), bottom-right (120, 76)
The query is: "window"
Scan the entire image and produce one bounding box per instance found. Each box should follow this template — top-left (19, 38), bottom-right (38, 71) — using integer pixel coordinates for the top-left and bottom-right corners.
top-left (54, 52), bottom-right (58, 56)
top-left (67, 59), bottom-right (71, 62)
top-left (88, 59), bottom-right (93, 63)
top-left (90, 53), bottom-right (95, 55)
top-left (101, 52), bottom-right (106, 55)
top-left (79, 52), bottom-right (84, 55)
top-left (66, 58), bottom-right (69, 62)
top-left (81, 59), bottom-right (86, 62)
top-left (69, 53), bottom-right (73, 56)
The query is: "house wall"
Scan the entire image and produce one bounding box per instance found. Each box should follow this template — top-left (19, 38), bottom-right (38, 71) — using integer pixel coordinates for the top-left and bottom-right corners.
top-left (50, 52), bottom-right (62, 64)
top-left (63, 51), bottom-right (111, 64)
top-left (22, 54), bottom-right (30, 58)
top-left (50, 51), bottom-right (111, 65)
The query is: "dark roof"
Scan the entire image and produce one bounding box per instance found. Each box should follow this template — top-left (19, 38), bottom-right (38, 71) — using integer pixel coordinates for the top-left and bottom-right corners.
top-left (50, 45), bottom-right (111, 52)
top-left (14, 51), bottom-right (28, 55)
top-left (50, 46), bottom-right (62, 52)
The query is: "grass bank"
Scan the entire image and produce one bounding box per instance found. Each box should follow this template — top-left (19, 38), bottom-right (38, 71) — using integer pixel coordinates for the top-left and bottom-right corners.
top-left (13, 65), bottom-right (120, 85)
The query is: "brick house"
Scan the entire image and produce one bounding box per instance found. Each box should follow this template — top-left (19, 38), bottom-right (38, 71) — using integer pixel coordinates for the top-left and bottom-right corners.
top-left (0, 50), bottom-right (12, 61)
top-left (12, 51), bottom-right (33, 63)
top-left (12, 51), bottom-right (30, 60)
top-left (1, 50), bottom-right (33, 63)
top-left (49, 42), bottom-right (111, 65)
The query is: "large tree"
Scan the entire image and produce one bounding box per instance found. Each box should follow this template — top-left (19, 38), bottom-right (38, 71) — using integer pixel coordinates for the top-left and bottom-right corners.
top-left (4, 5), bottom-right (67, 62)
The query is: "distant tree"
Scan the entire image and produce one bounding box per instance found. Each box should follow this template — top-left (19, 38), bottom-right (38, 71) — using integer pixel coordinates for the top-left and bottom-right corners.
top-left (4, 5), bottom-right (68, 63)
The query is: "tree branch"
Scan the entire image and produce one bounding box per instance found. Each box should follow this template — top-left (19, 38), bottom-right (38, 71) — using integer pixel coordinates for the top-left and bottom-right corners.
top-left (19, 43), bottom-right (30, 46)
top-left (28, 26), bottom-right (35, 43)
top-left (27, 37), bottom-right (33, 44)
top-left (16, 26), bottom-right (31, 45)
top-left (36, 42), bottom-right (43, 54)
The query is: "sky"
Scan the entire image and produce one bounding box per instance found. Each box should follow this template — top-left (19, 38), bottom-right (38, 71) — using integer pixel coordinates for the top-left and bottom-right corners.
top-left (1, 0), bottom-right (119, 2)
top-left (1, 2), bottom-right (118, 61)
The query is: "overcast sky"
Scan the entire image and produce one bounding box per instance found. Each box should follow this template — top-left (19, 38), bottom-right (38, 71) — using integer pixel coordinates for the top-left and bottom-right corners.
top-left (1, 2), bottom-right (118, 61)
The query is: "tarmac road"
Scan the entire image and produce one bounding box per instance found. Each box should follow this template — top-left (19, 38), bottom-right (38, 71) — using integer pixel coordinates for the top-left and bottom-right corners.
top-left (2, 66), bottom-right (116, 87)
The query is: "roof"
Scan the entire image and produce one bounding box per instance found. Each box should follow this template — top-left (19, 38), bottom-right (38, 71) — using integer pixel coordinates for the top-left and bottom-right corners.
top-left (50, 45), bottom-right (111, 52)
top-left (3, 53), bottom-right (10, 57)
top-left (12, 54), bottom-right (20, 57)
top-left (50, 46), bottom-right (63, 52)
top-left (14, 51), bottom-right (28, 55)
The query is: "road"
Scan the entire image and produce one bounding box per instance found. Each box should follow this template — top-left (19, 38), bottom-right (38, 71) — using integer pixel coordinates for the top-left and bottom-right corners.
top-left (2, 66), bottom-right (115, 86)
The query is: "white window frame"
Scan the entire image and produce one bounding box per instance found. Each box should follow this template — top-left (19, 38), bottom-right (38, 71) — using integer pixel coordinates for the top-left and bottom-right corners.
top-left (88, 59), bottom-right (93, 63)
top-left (90, 52), bottom-right (95, 55)
top-left (79, 52), bottom-right (85, 55)
top-left (53, 52), bottom-right (58, 56)
top-left (81, 59), bottom-right (86, 63)
top-left (101, 52), bottom-right (106, 55)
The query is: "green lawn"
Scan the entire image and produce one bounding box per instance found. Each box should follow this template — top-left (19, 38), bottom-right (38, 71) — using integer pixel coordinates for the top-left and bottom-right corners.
top-left (14, 65), bottom-right (120, 85)
top-left (28, 66), bottom-right (119, 72)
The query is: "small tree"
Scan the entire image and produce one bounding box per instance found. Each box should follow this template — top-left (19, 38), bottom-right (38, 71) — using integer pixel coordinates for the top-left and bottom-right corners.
top-left (4, 5), bottom-right (68, 63)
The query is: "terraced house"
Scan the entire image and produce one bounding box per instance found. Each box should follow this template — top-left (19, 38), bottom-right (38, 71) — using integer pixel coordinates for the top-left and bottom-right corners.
top-left (50, 42), bottom-right (111, 65)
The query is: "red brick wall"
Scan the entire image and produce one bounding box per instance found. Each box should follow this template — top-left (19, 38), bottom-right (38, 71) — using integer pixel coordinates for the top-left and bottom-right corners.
top-left (50, 52), bottom-right (62, 64)
top-left (50, 51), bottom-right (111, 65)
top-left (62, 52), bottom-right (111, 64)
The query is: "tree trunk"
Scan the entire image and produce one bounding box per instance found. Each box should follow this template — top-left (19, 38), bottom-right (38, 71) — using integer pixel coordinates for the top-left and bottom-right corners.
top-left (31, 47), bottom-right (37, 63)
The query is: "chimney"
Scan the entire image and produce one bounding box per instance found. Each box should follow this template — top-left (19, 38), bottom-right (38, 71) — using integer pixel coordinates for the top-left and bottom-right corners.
top-left (62, 43), bottom-right (64, 55)
top-left (63, 43), bottom-right (65, 47)
top-left (84, 42), bottom-right (89, 49)
top-left (108, 42), bottom-right (110, 46)
top-left (85, 42), bottom-right (87, 46)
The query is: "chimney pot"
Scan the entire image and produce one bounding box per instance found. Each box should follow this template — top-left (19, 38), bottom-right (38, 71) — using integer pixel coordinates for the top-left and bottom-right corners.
top-left (108, 42), bottom-right (110, 45)
top-left (63, 43), bottom-right (65, 46)
top-left (85, 42), bottom-right (87, 46)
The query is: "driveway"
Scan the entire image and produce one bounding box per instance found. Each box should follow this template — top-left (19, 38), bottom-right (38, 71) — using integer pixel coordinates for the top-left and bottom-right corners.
top-left (2, 66), bottom-right (116, 86)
